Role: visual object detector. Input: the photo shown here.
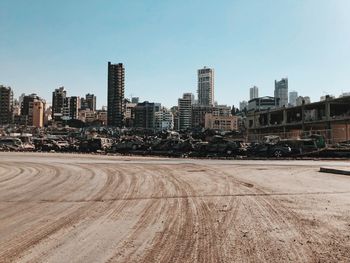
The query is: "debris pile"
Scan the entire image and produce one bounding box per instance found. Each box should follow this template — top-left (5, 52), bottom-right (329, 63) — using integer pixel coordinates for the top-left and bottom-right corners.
top-left (0, 126), bottom-right (349, 158)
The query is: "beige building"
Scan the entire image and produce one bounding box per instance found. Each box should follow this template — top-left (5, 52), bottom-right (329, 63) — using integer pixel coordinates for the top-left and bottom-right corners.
top-left (32, 101), bottom-right (44, 128)
top-left (78, 109), bottom-right (97, 123)
top-left (97, 110), bottom-right (107, 125)
top-left (205, 114), bottom-right (238, 131)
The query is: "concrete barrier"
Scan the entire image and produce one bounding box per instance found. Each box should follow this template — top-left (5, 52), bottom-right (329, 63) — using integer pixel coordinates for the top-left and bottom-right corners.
top-left (319, 167), bottom-right (350, 176)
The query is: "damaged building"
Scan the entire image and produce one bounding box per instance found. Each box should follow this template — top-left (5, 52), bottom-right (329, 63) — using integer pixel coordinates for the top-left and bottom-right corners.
top-left (245, 95), bottom-right (350, 144)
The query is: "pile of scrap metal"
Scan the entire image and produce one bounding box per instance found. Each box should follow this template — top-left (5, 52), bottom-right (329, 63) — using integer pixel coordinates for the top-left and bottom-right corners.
top-left (2, 127), bottom-right (350, 158)
top-left (106, 132), bottom-right (246, 158)
top-left (0, 137), bottom-right (27, 151)
top-left (306, 138), bottom-right (350, 158)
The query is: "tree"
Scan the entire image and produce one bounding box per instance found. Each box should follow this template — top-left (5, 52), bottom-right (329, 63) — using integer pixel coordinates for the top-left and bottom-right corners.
top-left (231, 105), bottom-right (236, 115)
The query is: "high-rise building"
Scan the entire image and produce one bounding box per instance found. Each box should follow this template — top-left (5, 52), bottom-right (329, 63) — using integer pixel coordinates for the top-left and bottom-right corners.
top-left (198, 67), bottom-right (214, 106)
top-left (21, 94), bottom-right (40, 117)
top-left (69, 96), bottom-right (80, 120)
top-left (289, 91), bottom-right (298, 107)
top-left (32, 101), bottom-right (44, 128)
top-left (178, 93), bottom-right (194, 130)
top-left (134, 101), bottom-right (161, 130)
top-left (250, 86), bottom-right (259, 100)
top-left (107, 62), bottom-right (125, 127)
top-left (0, 85), bottom-right (13, 125)
top-left (21, 94), bottom-right (45, 126)
top-left (85, 93), bottom-right (96, 111)
top-left (62, 97), bottom-right (71, 120)
top-left (52, 87), bottom-right (67, 121)
top-left (80, 97), bottom-right (88, 110)
top-left (274, 78), bottom-right (288, 107)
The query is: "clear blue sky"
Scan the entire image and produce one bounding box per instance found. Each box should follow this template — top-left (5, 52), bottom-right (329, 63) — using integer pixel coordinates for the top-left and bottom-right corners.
top-left (1, 0), bottom-right (350, 108)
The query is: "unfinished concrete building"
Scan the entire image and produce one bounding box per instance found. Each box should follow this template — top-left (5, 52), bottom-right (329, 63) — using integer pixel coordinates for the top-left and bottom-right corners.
top-left (245, 95), bottom-right (350, 144)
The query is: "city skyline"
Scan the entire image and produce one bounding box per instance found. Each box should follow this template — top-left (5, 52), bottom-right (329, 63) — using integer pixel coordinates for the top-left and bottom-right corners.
top-left (1, 0), bottom-right (350, 108)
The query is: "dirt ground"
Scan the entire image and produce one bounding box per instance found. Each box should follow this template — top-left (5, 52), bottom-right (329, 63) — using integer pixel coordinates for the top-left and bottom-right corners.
top-left (0, 153), bottom-right (349, 263)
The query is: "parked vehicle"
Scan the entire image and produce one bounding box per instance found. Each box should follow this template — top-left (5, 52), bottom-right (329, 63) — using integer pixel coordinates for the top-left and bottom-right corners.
top-left (281, 139), bottom-right (318, 154)
top-left (53, 141), bottom-right (70, 151)
top-left (194, 136), bottom-right (241, 155)
top-left (247, 141), bottom-right (292, 158)
top-left (80, 137), bottom-right (113, 152)
top-left (0, 138), bottom-right (24, 151)
top-left (112, 137), bottom-right (144, 152)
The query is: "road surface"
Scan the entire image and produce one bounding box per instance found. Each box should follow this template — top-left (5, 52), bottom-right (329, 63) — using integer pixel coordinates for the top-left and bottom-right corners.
top-left (0, 153), bottom-right (349, 262)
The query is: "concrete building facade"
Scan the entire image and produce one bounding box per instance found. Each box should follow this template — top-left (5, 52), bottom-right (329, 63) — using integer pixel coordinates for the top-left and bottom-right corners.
top-left (274, 78), bottom-right (288, 107)
top-left (248, 96), bottom-right (280, 112)
top-left (85, 93), bottom-right (96, 112)
top-left (296, 96), bottom-right (311, 106)
top-left (0, 85), bottom-right (13, 125)
top-left (107, 62), bottom-right (125, 127)
top-left (198, 67), bottom-right (214, 106)
top-left (69, 96), bottom-right (80, 120)
top-left (97, 110), bottom-right (107, 125)
top-left (289, 91), bottom-right (298, 107)
top-left (32, 101), bottom-right (44, 128)
top-left (21, 94), bottom-right (46, 126)
top-left (191, 104), bottom-right (232, 129)
top-left (124, 101), bottom-right (137, 128)
top-left (178, 93), bottom-right (194, 130)
top-left (134, 101), bottom-right (161, 130)
top-left (239, 101), bottom-right (248, 111)
top-left (155, 107), bottom-right (174, 131)
top-left (52, 87), bottom-right (66, 121)
top-left (205, 114), bottom-right (238, 131)
top-left (245, 96), bottom-right (350, 144)
top-left (250, 86), bottom-right (259, 100)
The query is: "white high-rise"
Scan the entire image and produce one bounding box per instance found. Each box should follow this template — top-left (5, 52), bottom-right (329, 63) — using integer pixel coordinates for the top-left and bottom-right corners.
top-left (250, 86), bottom-right (259, 100)
top-left (197, 67), bottom-right (214, 106)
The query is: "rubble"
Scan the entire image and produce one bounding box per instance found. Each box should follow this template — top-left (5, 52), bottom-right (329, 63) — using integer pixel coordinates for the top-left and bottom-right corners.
top-left (1, 126), bottom-right (349, 158)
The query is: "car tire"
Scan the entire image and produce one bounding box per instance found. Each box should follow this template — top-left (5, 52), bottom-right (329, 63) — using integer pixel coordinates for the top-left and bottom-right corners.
top-left (273, 149), bottom-right (283, 158)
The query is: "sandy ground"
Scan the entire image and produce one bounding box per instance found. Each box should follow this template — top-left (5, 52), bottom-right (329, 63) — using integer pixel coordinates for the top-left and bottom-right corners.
top-left (0, 153), bottom-right (349, 263)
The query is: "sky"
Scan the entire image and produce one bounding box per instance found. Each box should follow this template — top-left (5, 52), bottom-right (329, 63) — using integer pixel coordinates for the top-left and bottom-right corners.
top-left (1, 0), bottom-right (350, 109)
